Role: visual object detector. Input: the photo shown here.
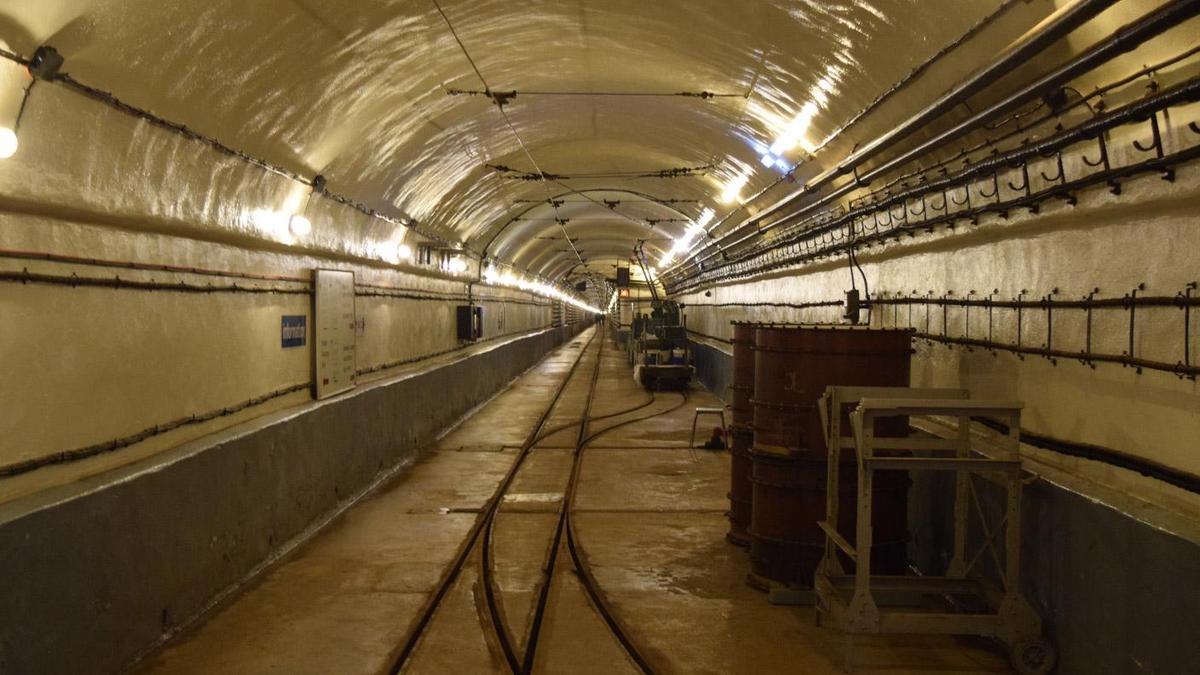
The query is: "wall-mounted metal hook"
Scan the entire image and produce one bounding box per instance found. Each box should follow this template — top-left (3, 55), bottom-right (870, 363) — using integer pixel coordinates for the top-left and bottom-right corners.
top-left (1039, 151), bottom-right (1067, 185)
top-left (1079, 287), bottom-right (1099, 369)
top-left (930, 189), bottom-right (948, 213)
top-left (1179, 281), bottom-right (1196, 378)
top-left (1080, 132), bottom-right (1121, 194)
top-left (908, 195), bottom-right (927, 218)
top-left (987, 289), bottom-right (999, 355)
top-left (1015, 289), bottom-right (1027, 360)
top-left (1131, 111), bottom-right (1164, 158)
top-left (1123, 283), bottom-right (1145, 373)
top-left (1044, 287), bottom-right (1059, 365)
top-left (964, 289), bottom-right (976, 347)
top-left (950, 185), bottom-right (971, 207)
top-left (1080, 132), bottom-right (1109, 168)
top-left (979, 171), bottom-right (999, 199)
top-left (1007, 166), bottom-right (1028, 193)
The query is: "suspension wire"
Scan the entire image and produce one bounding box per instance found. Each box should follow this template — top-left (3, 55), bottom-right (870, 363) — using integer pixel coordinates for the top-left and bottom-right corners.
top-left (431, 0), bottom-right (587, 269)
top-left (487, 163), bottom-right (715, 180)
top-left (432, 0), bottom-right (667, 274)
top-left (447, 88), bottom-right (742, 99)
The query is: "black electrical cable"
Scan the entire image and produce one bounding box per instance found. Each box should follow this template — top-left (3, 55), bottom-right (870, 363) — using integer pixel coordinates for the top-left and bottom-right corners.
top-left (972, 417), bottom-right (1200, 496)
top-left (850, 246), bottom-right (871, 325)
top-left (447, 87), bottom-right (742, 99)
top-left (0, 382), bottom-right (312, 478)
top-left (13, 78), bottom-right (37, 132)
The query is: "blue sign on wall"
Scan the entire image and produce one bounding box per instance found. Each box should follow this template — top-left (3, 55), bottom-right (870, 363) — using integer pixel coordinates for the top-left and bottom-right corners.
top-left (281, 315), bottom-right (307, 348)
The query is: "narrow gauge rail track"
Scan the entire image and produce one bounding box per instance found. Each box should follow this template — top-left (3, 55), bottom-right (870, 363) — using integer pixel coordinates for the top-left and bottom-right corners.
top-left (388, 329), bottom-right (691, 672)
top-left (389, 329), bottom-right (692, 674)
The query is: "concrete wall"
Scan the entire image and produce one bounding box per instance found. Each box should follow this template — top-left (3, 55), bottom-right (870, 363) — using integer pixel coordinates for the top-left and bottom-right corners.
top-left (0, 323), bottom-right (582, 675)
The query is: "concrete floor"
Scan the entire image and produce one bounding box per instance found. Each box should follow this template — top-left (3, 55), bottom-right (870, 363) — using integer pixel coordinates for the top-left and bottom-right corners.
top-left (137, 327), bottom-right (1013, 674)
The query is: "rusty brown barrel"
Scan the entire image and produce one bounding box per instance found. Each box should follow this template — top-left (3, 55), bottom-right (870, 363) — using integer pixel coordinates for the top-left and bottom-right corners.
top-left (749, 325), bottom-right (913, 588)
top-left (748, 450), bottom-right (910, 587)
top-left (727, 426), bottom-right (754, 547)
top-left (726, 322), bottom-right (757, 547)
top-left (729, 322), bottom-right (756, 427)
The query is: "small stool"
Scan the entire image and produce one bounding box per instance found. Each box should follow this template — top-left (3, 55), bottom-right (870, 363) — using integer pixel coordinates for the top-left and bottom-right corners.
top-left (690, 407), bottom-right (727, 448)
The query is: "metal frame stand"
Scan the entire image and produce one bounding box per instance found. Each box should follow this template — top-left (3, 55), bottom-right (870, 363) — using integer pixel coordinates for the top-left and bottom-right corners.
top-left (689, 407), bottom-right (727, 448)
top-left (814, 388), bottom-right (1055, 675)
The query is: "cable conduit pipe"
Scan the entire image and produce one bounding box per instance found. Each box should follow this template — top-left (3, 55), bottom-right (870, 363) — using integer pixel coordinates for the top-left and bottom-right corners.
top-left (675, 0), bottom-right (1188, 278)
top-left (670, 77), bottom-right (1200, 290)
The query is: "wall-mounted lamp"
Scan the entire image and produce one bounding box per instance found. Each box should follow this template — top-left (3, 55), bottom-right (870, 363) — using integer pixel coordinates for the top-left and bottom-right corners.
top-left (1, 46), bottom-right (66, 161)
top-left (0, 127), bottom-right (17, 159)
top-left (287, 173), bottom-right (324, 238)
top-left (288, 214), bottom-right (312, 237)
top-left (397, 243), bottom-right (413, 260)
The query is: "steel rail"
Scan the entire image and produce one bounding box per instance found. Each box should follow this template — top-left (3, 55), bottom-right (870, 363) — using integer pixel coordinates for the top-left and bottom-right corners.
top-left (517, 332), bottom-right (610, 672)
top-left (387, 328), bottom-right (597, 673)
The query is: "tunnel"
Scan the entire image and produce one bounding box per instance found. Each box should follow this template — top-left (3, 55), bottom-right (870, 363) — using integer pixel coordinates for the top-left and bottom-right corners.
top-left (1, 0), bottom-right (1199, 673)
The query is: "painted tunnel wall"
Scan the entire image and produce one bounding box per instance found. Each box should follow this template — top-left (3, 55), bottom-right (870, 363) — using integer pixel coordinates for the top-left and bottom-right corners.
top-left (0, 72), bottom-right (573, 502)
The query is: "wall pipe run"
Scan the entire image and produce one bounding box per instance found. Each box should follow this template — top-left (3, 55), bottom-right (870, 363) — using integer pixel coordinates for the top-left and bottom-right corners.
top-left (668, 76), bottom-right (1200, 293)
top-left (671, 0), bottom-right (1196, 281)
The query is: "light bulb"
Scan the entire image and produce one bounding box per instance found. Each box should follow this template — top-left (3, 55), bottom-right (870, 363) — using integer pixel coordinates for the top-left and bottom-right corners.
top-left (397, 243), bottom-right (413, 259)
top-left (288, 214), bottom-right (312, 237)
top-left (0, 128), bottom-right (18, 159)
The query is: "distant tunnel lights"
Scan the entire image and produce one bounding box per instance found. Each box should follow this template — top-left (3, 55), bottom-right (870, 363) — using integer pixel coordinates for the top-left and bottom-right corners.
top-left (0, 127), bottom-right (17, 158)
top-left (482, 264), bottom-right (602, 314)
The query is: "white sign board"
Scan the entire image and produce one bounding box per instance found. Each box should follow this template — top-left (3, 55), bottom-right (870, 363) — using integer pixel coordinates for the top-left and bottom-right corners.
top-left (314, 269), bottom-right (356, 400)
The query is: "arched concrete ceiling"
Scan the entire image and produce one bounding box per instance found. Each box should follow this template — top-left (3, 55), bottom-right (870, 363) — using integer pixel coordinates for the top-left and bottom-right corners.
top-left (0, 0), bottom-right (1003, 282)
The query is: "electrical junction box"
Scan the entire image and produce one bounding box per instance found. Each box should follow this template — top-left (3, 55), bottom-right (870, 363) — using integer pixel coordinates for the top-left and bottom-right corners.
top-left (457, 305), bottom-right (483, 341)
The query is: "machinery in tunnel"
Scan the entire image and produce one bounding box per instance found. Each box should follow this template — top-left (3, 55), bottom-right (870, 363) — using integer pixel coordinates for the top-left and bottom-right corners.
top-left (630, 298), bottom-right (694, 390)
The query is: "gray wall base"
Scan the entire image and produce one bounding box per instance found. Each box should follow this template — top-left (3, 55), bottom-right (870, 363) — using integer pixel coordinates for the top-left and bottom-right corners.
top-left (0, 325), bottom-right (583, 675)
top-left (689, 338), bottom-right (1200, 675)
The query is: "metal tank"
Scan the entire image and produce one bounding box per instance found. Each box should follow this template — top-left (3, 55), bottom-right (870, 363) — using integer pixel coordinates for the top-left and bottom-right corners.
top-left (726, 321), bottom-right (756, 547)
top-left (749, 325), bottom-right (913, 589)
